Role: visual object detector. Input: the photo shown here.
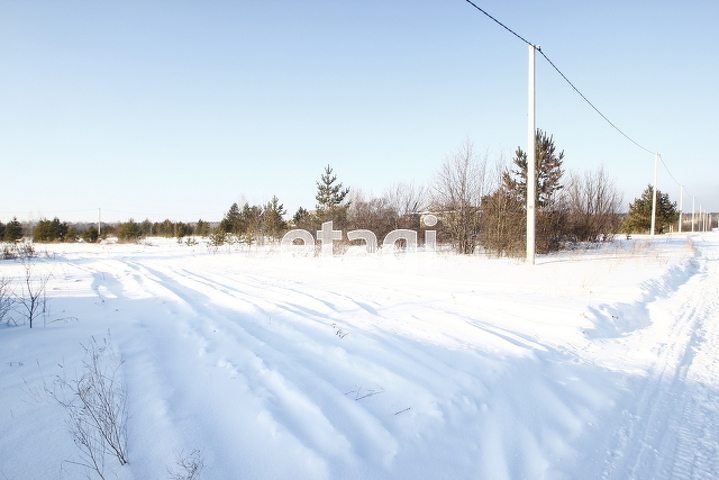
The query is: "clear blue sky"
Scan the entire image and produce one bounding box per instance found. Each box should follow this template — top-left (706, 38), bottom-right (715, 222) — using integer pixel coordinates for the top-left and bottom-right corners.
top-left (1, 0), bottom-right (717, 223)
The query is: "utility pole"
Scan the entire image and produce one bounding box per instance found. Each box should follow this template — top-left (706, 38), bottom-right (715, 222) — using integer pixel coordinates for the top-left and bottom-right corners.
top-left (98, 208), bottom-right (101, 240)
top-left (650, 153), bottom-right (658, 236)
top-left (692, 197), bottom-right (695, 233)
top-left (526, 44), bottom-right (538, 265)
top-left (678, 185), bottom-right (683, 233)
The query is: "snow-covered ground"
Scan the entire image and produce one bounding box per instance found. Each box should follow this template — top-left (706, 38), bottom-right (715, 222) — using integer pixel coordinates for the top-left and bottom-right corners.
top-left (1, 233), bottom-right (718, 480)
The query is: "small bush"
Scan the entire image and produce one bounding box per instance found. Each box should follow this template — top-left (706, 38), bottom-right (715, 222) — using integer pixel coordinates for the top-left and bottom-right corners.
top-left (50, 335), bottom-right (128, 479)
top-left (0, 276), bottom-right (15, 325)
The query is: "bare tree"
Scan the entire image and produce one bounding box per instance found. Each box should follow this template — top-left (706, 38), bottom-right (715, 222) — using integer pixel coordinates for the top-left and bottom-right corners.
top-left (566, 165), bottom-right (623, 242)
top-left (17, 257), bottom-right (49, 328)
top-left (347, 189), bottom-right (397, 241)
top-left (431, 140), bottom-right (488, 254)
top-left (384, 181), bottom-right (427, 230)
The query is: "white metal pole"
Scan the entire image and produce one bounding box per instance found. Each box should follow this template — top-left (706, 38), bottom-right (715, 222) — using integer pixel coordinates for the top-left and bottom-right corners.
top-left (691, 197), bottom-right (695, 233)
top-left (678, 185), bottom-right (683, 233)
top-left (526, 44), bottom-right (537, 265)
top-left (650, 153), bottom-right (658, 235)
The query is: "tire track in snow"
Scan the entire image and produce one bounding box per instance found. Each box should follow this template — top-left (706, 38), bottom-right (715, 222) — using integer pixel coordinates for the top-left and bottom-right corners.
top-left (599, 236), bottom-right (719, 480)
top-left (114, 257), bottom-right (623, 479)
top-left (118, 259), bottom-right (406, 478)
top-left (663, 237), bottom-right (719, 480)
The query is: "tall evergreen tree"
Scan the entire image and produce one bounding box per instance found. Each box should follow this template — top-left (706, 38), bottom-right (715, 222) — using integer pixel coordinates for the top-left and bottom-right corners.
top-left (481, 130), bottom-right (568, 256)
top-left (621, 185), bottom-right (679, 234)
top-left (315, 165), bottom-right (350, 225)
top-left (503, 129), bottom-right (565, 208)
top-left (220, 203), bottom-right (244, 235)
top-left (264, 196), bottom-right (287, 240)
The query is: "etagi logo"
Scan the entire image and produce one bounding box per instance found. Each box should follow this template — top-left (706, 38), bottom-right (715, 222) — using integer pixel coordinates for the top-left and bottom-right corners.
top-left (281, 215), bottom-right (438, 255)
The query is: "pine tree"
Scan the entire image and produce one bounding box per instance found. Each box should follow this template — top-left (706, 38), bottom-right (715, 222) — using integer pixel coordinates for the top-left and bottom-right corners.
top-left (621, 185), bottom-right (679, 234)
top-left (315, 165), bottom-right (350, 225)
top-left (504, 129), bottom-right (564, 208)
top-left (3, 217), bottom-right (23, 242)
top-left (481, 130), bottom-right (568, 256)
top-left (293, 207), bottom-right (308, 225)
top-left (140, 219), bottom-right (154, 237)
top-left (264, 196), bottom-right (287, 240)
top-left (175, 222), bottom-right (191, 240)
top-left (81, 226), bottom-right (99, 243)
top-left (65, 226), bottom-right (79, 243)
top-left (33, 218), bottom-right (68, 243)
top-left (195, 219), bottom-right (210, 237)
top-left (220, 203), bottom-right (244, 235)
top-left (118, 219), bottom-right (143, 242)
top-left (292, 207), bottom-right (316, 231)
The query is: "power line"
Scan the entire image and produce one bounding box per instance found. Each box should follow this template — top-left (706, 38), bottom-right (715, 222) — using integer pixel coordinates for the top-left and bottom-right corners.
top-left (462, 1), bottom-right (717, 218)
top-left (463, 0), bottom-right (531, 46)
top-left (658, 154), bottom-right (682, 187)
top-left (537, 51), bottom-right (655, 155)
top-left (464, 0), bottom-right (655, 155)
top-left (462, 1), bottom-right (708, 208)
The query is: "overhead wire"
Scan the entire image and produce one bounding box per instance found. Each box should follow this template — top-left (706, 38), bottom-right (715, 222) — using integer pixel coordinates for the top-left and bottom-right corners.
top-left (463, 0), bottom-right (703, 211)
top-left (464, 0), bottom-right (654, 155)
top-left (537, 51), bottom-right (655, 155)
top-left (463, 0), bottom-right (531, 46)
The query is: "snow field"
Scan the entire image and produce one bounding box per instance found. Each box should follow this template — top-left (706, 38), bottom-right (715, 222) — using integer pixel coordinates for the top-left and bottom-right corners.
top-left (1, 233), bottom-right (717, 479)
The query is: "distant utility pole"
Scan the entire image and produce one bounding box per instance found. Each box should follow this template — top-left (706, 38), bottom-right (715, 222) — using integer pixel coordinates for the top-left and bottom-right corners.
top-left (526, 44), bottom-right (538, 265)
top-left (98, 208), bottom-right (101, 238)
top-left (650, 153), bottom-right (658, 236)
top-left (692, 197), bottom-right (696, 233)
top-left (678, 185), bottom-right (683, 233)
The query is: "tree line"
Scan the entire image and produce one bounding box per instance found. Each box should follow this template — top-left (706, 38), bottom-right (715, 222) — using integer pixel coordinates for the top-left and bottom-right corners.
top-left (0, 217), bottom-right (210, 244)
top-left (2, 130), bottom-right (692, 255)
